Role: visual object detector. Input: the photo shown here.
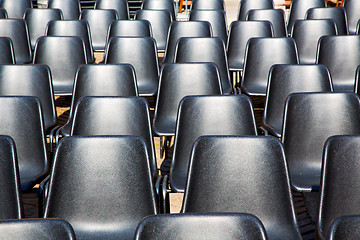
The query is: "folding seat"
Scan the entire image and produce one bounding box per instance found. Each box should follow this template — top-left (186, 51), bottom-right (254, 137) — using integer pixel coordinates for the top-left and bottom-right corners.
top-left (306, 7), bottom-right (348, 35)
top-left (282, 92), bottom-right (360, 192)
top-left (134, 213), bottom-right (267, 240)
top-left (189, 10), bottom-right (228, 45)
top-left (237, 0), bottom-right (273, 21)
top-left (33, 36), bottom-right (87, 96)
top-left (104, 37), bottom-right (159, 96)
top-left (47, 0), bottom-right (81, 20)
top-left (24, 9), bottom-right (63, 51)
top-left (95, 0), bottom-right (130, 20)
top-left (0, 135), bottom-right (22, 220)
top-left (240, 37), bottom-right (299, 96)
top-left (317, 136), bottom-right (360, 239)
top-left (328, 215), bottom-right (360, 240)
top-left (135, 9), bottom-right (172, 52)
top-left (343, 0), bottom-right (360, 34)
top-left (46, 20), bottom-right (94, 63)
top-left (0, 37), bottom-right (15, 64)
top-left (163, 21), bottom-right (212, 64)
top-left (80, 9), bottom-right (118, 52)
top-left (246, 9), bottom-right (287, 37)
top-left (44, 136), bottom-right (157, 239)
top-left (175, 37), bottom-right (232, 94)
top-left (182, 136), bottom-right (302, 240)
top-left (190, 0), bottom-right (225, 11)
top-left (141, 0), bottom-right (176, 21)
top-left (0, 0), bottom-right (32, 19)
top-left (291, 19), bottom-right (337, 64)
top-left (316, 35), bottom-right (360, 91)
top-left (0, 19), bottom-right (32, 64)
top-left (287, 0), bottom-right (327, 35)
top-left (0, 219), bottom-right (75, 240)
top-left (107, 20), bottom-right (152, 41)
top-left (0, 9), bottom-right (7, 18)
top-left (262, 64), bottom-right (333, 138)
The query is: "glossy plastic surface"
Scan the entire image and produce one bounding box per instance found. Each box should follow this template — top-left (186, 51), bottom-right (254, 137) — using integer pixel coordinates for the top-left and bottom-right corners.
top-left (107, 20), bottom-right (152, 41)
top-left (95, 0), bottom-right (130, 19)
top-left (0, 0), bottom-right (31, 18)
top-left (306, 7), bottom-right (348, 35)
top-left (191, 0), bottom-right (225, 11)
top-left (238, 0), bottom-right (273, 21)
top-left (0, 37), bottom-right (15, 64)
top-left (246, 9), bottom-right (287, 37)
top-left (47, 0), bottom-right (81, 20)
top-left (141, 0), bottom-right (175, 21)
top-left (343, 0), bottom-right (360, 34)
top-left (0, 8), bottom-right (7, 18)
top-left (328, 215), bottom-right (360, 240)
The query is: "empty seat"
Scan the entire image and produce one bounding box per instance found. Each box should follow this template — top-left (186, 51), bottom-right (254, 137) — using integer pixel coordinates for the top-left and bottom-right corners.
top-left (238, 0), bottom-right (273, 21)
top-left (328, 215), bottom-right (360, 240)
top-left (343, 0), bottom-right (360, 34)
top-left (0, 0), bottom-right (32, 19)
top-left (0, 37), bottom-right (15, 64)
top-left (141, 0), bottom-right (176, 21)
top-left (246, 9), bottom-right (287, 37)
top-left (107, 20), bottom-right (152, 41)
top-left (95, 0), bottom-right (130, 19)
top-left (306, 7), bottom-right (348, 35)
top-left (47, 0), bottom-right (81, 20)
top-left (191, 0), bottom-right (225, 11)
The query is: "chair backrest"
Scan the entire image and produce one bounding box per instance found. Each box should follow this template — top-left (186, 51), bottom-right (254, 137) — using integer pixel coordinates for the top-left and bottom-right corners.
top-left (0, 0), bottom-right (32, 19)
top-left (182, 136), bottom-right (302, 240)
top-left (170, 95), bottom-right (257, 192)
top-left (44, 136), bottom-right (157, 239)
top-left (227, 20), bottom-right (273, 71)
top-left (0, 19), bottom-right (32, 64)
top-left (317, 136), bottom-right (360, 239)
top-left (241, 37), bottom-right (299, 96)
top-left (316, 35), bottom-right (360, 91)
top-left (306, 7), bottom-right (349, 35)
top-left (24, 8), bottom-right (63, 51)
top-left (328, 215), bottom-right (360, 240)
top-left (0, 219), bottom-right (75, 240)
top-left (104, 37), bottom-right (159, 97)
top-left (246, 9), bottom-right (287, 37)
top-left (282, 92), bottom-right (360, 192)
top-left (163, 20), bottom-right (212, 64)
top-left (141, 0), bottom-right (176, 21)
top-left (0, 8), bottom-right (7, 18)
top-left (238, 0), bottom-right (273, 21)
top-left (134, 213), bottom-right (267, 240)
top-left (47, 0), bottom-right (81, 20)
top-left (343, 0), bottom-right (360, 34)
top-left (0, 64), bottom-right (57, 133)
top-left (287, 0), bottom-right (326, 35)
top-left (46, 19), bottom-right (94, 63)
top-left (189, 10), bottom-right (228, 45)
top-left (0, 37), bottom-right (15, 64)
top-left (191, 0), bottom-right (225, 11)
top-left (135, 9), bottom-right (172, 52)
top-left (95, 0), bottom-right (130, 20)
top-left (262, 64), bottom-right (333, 138)
top-left (292, 19), bottom-right (337, 64)
top-left (33, 36), bottom-right (87, 96)
top-left (175, 37), bottom-right (232, 94)
top-left (153, 63), bottom-right (222, 136)
top-left (0, 96), bottom-right (48, 191)
top-left (80, 9), bottom-right (118, 52)
top-left (107, 20), bottom-right (152, 42)
top-left (0, 135), bottom-right (22, 220)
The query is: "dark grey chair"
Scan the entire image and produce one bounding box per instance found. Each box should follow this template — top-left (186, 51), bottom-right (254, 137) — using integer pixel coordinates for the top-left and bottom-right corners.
top-left (0, 8), bottom-right (7, 18)
top-left (47, 0), bottom-right (81, 20)
top-left (246, 9), bottom-right (287, 37)
top-left (95, 0), bottom-right (130, 20)
top-left (107, 20), bottom-right (152, 42)
top-left (282, 92), bottom-right (360, 192)
top-left (134, 213), bottom-right (267, 240)
top-left (182, 136), bottom-right (302, 240)
top-left (141, 0), bottom-right (176, 21)
top-left (44, 136), bottom-right (157, 240)
top-left (0, 37), bottom-right (15, 64)
top-left (238, 0), bottom-right (273, 21)
top-left (343, 0), bottom-right (360, 34)
top-left (328, 215), bottom-right (360, 240)
top-left (191, 0), bottom-right (225, 11)
top-left (0, 0), bottom-right (32, 19)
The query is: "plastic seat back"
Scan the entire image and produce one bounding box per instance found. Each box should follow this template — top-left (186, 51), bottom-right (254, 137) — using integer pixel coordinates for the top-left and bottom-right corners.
top-left (238, 0), bottom-right (273, 21)
top-left (141, 0), bottom-right (176, 21)
top-left (0, 0), bottom-right (32, 19)
top-left (0, 37), bottom-right (15, 64)
top-left (306, 7), bottom-right (348, 35)
top-left (191, 0), bottom-right (225, 11)
top-left (107, 20), bottom-right (152, 41)
top-left (95, 0), bottom-right (130, 19)
top-left (328, 215), bottom-right (360, 240)
top-left (47, 0), bottom-right (81, 20)
top-left (182, 136), bottom-right (302, 240)
top-left (247, 9), bottom-right (287, 37)
top-left (134, 213), bottom-right (267, 240)
top-left (0, 8), bottom-right (7, 18)
top-left (44, 136), bottom-right (157, 239)
top-left (282, 92), bottom-right (360, 191)
top-left (343, 0), bottom-right (360, 34)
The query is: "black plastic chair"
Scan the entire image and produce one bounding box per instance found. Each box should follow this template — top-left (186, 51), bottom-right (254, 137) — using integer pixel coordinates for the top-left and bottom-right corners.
top-left (317, 136), bottom-right (360, 240)
top-left (107, 20), bottom-right (152, 42)
top-left (328, 215), bottom-right (360, 240)
top-left (246, 9), bottom-right (287, 37)
top-left (141, 0), bottom-right (176, 21)
top-left (343, 0), bottom-right (360, 34)
top-left (227, 20), bottom-right (273, 71)
top-left (33, 36), bottom-right (87, 96)
top-left (135, 9), bottom-right (172, 52)
top-left (0, 8), bottom-right (7, 18)
top-left (24, 8), bottom-right (63, 51)
top-left (47, 0), bottom-right (81, 20)
top-left (316, 35), bottom-right (360, 91)
top-left (104, 37), bottom-right (159, 97)
top-left (0, 135), bottom-right (22, 220)
top-left (44, 136), bottom-right (157, 239)
top-left (134, 213), bottom-right (267, 240)
top-left (282, 92), bottom-right (360, 192)
top-left (241, 37), bottom-right (299, 96)
top-left (191, 0), bottom-right (225, 11)
top-left (0, 219), bottom-right (76, 240)
top-left (182, 136), bottom-right (302, 240)
top-left (175, 37), bottom-right (232, 94)
top-left (306, 7), bottom-right (349, 35)
top-left (286, 0), bottom-right (326, 35)
top-left (0, 37), bottom-right (15, 64)
top-left (291, 19), bottom-right (337, 64)
top-left (262, 64), bottom-right (333, 138)
top-left (238, 0), bottom-right (273, 21)
top-left (189, 10), bottom-right (228, 45)
top-left (46, 19), bottom-right (94, 63)
top-left (95, 0), bottom-right (130, 20)
top-left (0, 0), bottom-right (31, 19)
top-left (0, 19), bottom-right (32, 64)
top-left (163, 20), bottom-right (212, 64)
top-left (80, 9), bottom-right (118, 52)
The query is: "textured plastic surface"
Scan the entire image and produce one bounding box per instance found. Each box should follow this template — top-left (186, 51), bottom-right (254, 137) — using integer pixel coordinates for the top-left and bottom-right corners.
top-left (238, 0), bottom-right (273, 21)
top-left (47, 0), bottom-right (81, 20)
top-left (246, 9), bottom-right (287, 37)
top-left (306, 7), bottom-right (348, 35)
top-left (343, 0), bottom-right (360, 34)
top-left (0, 0), bottom-right (32, 18)
top-left (107, 20), bottom-right (152, 40)
top-left (95, 0), bottom-right (130, 20)
top-left (328, 215), bottom-right (360, 240)
top-left (141, 0), bottom-right (175, 21)
top-left (182, 136), bottom-right (302, 240)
